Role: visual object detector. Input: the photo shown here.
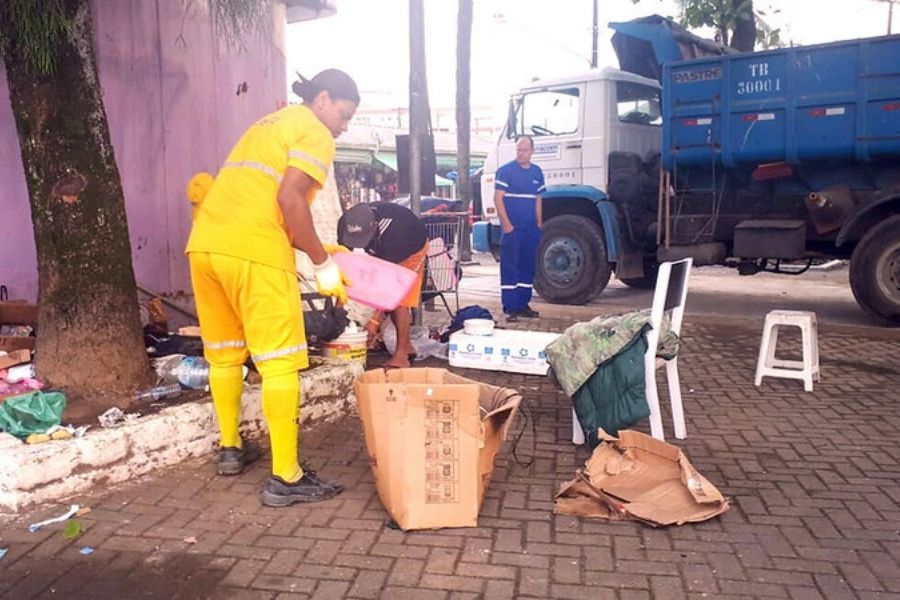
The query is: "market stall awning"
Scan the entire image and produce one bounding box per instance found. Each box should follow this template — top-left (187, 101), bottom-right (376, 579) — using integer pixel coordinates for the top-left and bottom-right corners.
top-left (376, 152), bottom-right (453, 187)
top-left (334, 148), bottom-right (373, 165)
top-left (374, 152), bottom-right (397, 170)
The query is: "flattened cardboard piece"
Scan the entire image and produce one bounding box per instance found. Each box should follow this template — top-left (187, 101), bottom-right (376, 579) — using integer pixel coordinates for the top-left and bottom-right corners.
top-left (554, 429), bottom-right (729, 526)
top-left (0, 349), bottom-right (31, 370)
top-left (354, 367), bottom-right (521, 531)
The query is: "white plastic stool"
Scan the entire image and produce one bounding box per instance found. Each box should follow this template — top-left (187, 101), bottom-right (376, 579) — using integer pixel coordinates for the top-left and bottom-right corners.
top-left (754, 310), bottom-right (820, 392)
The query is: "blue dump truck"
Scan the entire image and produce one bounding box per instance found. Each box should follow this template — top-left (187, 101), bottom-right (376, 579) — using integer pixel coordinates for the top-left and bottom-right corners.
top-left (476, 16), bottom-right (900, 324)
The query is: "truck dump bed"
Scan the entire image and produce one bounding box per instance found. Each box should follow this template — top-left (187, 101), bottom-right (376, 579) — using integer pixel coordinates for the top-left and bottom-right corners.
top-left (662, 35), bottom-right (900, 169)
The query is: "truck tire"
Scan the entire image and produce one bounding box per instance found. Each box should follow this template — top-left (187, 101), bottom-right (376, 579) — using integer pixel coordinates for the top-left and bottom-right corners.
top-left (619, 259), bottom-right (659, 289)
top-left (535, 215), bottom-right (612, 305)
top-left (849, 214), bottom-right (900, 324)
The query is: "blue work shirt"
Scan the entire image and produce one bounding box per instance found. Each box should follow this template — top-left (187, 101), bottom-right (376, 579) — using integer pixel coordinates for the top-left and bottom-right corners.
top-left (494, 160), bottom-right (546, 227)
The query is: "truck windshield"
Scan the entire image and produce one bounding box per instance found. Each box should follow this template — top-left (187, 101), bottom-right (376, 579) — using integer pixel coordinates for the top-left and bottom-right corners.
top-left (616, 81), bottom-right (662, 126)
top-left (509, 87), bottom-right (580, 138)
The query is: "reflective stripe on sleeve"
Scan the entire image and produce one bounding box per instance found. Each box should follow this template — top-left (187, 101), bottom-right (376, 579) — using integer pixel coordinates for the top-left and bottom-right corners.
top-left (288, 150), bottom-right (328, 174)
top-left (223, 160), bottom-right (282, 184)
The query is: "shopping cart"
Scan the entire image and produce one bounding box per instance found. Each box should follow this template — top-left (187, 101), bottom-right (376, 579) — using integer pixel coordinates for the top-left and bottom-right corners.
top-left (421, 213), bottom-right (466, 316)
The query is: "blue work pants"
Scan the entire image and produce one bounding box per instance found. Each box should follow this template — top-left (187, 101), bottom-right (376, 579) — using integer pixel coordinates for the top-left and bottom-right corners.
top-left (500, 224), bottom-right (541, 314)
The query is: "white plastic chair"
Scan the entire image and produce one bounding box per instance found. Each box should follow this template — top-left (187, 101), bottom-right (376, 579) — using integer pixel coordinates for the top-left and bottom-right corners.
top-left (644, 258), bottom-right (692, 440)
top-left (571, 258), bottom-right (693, 444)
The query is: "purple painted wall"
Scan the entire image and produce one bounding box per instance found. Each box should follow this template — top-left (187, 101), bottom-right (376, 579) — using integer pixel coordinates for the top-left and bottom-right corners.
top-left (0, 0), bottom-right (288, 302)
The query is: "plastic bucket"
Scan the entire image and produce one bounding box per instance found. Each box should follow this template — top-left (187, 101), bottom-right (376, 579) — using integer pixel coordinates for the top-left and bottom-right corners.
top-left (321, 327), bottom-right (368, 366)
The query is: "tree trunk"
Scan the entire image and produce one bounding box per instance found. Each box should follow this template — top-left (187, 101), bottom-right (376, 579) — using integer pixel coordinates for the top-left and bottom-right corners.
top-left (456, 0), bottom-right (473, 262)
top-left (729, 0), bottom-right (757, 52)
top-left (1, 0), bottom-right (150, 399)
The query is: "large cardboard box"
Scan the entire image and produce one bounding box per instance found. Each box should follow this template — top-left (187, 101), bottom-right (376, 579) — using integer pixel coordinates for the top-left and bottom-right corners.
top-left (448, 329), bottom-right (560, 375)
top-left (354, 368), bottom-right (521, 530)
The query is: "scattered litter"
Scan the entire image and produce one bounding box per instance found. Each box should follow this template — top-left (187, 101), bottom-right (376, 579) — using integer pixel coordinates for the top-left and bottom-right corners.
top-left (0, 377), bottom-right (44, 398)
top-left (555, 429), bottom-right (730, 527)
top-left (98, 407), bottom-right (140, 428)
top-left (25, 424), bottom-right (89, 444)
top-left (54, 424), bottom-right (89, 438)
top-left (79, 547), bottom-right (94, 555)
top-left (5, 363), bottom-right (34, 383)
top-left (0, 391), bottom-right (66, 439)
top-left (75, 507), bottom-right (92, 518)
top-left (0, 349), bottom-right (30, 370)
top-left (0, 324), bottom-right (34, 338)
top-left (63, 519), bottom-right (83, 540)
top-left (183, 536), bottom-right (197, 544)
top-left (29, 504), bottom-right (80, 533)
top-left (0, 548), bottom-right (7, 560)
top-left (384, 323), bottom-right (449, 361)
top-left (134, 383), bottom-right (182, 403)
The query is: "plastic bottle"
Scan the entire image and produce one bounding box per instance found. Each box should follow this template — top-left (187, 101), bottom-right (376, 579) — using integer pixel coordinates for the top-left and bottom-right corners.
top-left (153, 354), bottom-right (186, 383)
top-left (134, 383), bottom-right (182, 402)
top-left (176, 356), bottom-right (210, 390)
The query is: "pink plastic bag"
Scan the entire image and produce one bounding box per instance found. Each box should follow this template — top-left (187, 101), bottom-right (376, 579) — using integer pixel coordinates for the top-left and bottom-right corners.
top-left (334, 252), bottom-right (418, 312)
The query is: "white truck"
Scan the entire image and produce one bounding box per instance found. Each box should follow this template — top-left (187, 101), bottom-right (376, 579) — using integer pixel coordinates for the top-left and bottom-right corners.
top-left (475, 66), bottom-right (665, 303)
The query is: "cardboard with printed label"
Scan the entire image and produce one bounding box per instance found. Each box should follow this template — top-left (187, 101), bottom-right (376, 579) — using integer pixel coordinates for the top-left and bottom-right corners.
top-left (448, 329), bottom-right (561, 375)
top-left (354, 368), bottom-right (521, 530)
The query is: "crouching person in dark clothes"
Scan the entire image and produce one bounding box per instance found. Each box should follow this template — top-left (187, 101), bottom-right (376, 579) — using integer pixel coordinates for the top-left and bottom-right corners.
top-left (338, 202), bottom-right (428, 368)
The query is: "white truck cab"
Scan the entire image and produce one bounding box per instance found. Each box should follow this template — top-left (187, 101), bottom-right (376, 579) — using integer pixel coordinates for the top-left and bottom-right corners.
top-left (475, 67), bottom-right (665, 304)
top-left (480, 67), bottom-right (662, 223)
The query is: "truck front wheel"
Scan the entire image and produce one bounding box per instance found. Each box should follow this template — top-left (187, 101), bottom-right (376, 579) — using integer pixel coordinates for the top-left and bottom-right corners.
top-left (849, 214), bottom-right (900, 324)
top-left (534, 215), bottom-right (612, 305)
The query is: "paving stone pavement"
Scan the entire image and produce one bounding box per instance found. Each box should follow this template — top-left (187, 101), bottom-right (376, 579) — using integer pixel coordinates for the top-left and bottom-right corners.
top-left (2, 313), bottom-right (900, 600)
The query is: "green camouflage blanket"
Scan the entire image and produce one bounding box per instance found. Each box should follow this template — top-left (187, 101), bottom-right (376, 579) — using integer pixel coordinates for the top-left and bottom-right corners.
top-left (545, 309), bottom-right (680, 397)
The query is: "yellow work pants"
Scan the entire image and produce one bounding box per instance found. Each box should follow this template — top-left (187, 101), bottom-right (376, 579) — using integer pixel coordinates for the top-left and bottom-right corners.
top-left (189, 251), bottom-right (308, 482)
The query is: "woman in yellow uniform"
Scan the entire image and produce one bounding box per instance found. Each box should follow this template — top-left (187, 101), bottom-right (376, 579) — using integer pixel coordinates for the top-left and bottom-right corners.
top-left (186, 70), bottom-right (357, 507)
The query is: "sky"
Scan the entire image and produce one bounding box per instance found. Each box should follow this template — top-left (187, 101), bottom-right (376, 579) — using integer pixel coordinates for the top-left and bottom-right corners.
top-left (286, 0), bottom-right (897, 117)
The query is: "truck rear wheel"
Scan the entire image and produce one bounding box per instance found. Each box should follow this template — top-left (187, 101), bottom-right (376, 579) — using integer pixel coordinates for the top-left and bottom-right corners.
top-left (535, 215), bottom-right (611, 305)
top-left (619, 260), bottom-right (659, 289)
top-left (849, 214), bottom-right (900, 324)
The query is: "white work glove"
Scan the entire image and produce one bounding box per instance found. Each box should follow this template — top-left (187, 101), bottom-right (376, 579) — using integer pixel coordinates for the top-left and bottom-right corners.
top-left (313, 255), bottom-right (349, 305)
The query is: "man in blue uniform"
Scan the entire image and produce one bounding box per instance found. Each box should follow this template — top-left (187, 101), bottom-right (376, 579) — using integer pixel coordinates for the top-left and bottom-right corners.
top-left (494, 136), bottom-right (545, 321)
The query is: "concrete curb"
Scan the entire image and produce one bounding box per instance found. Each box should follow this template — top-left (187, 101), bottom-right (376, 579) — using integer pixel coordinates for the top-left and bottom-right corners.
top-left (0, 357), bottom-right (363, 514)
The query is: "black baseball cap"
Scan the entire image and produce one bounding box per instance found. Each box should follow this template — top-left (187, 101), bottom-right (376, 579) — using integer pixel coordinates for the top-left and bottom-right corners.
top-left (340, 203), bottom-right (376, 249)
